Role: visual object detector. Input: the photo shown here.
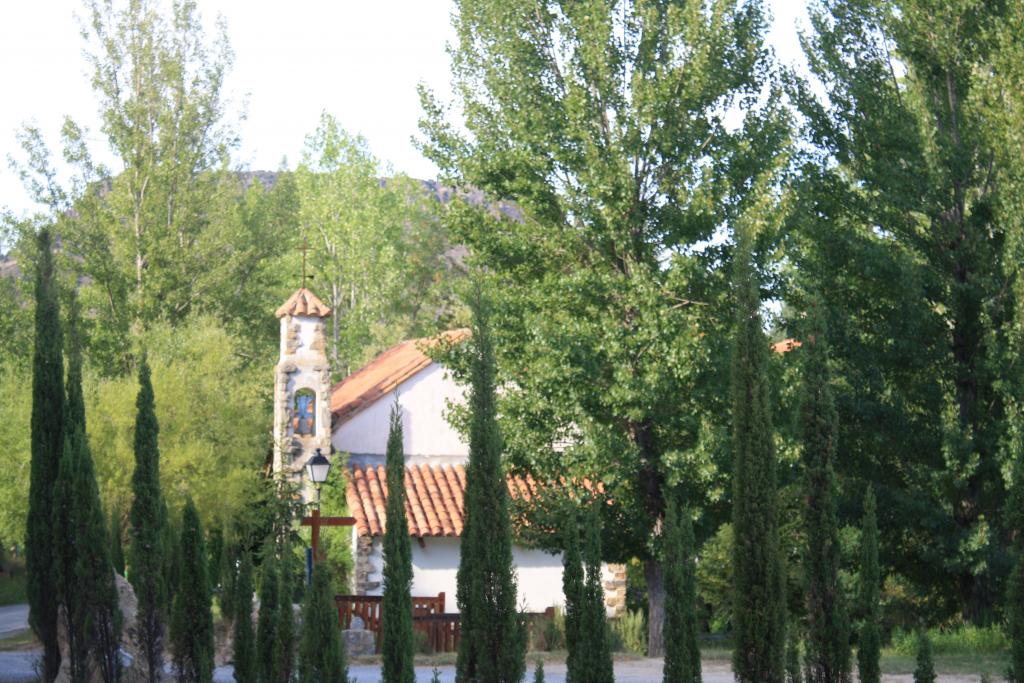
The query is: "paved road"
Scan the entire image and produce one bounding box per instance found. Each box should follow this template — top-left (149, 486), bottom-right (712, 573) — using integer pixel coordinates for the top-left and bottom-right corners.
top-left (0, 606), bottom-right (28, 640)
top-left (0, 653), bottom-right (989, 682)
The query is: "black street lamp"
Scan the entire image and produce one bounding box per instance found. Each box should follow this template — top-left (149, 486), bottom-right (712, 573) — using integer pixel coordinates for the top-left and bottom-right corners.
top-left (305, 448), bottom-right (331, 508)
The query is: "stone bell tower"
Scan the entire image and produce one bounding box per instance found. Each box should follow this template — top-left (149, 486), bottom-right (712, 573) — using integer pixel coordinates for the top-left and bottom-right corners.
top-left (273, 288), bottom-right (333, 499)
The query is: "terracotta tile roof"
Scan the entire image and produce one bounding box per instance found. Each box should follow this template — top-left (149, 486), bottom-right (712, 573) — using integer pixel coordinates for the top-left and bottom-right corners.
top-left (346, 462), bottom-right (603, 538)
top-left (330, 329), bottom-right (471, 423)
top-left (275, 288), bottom-right (332, 318)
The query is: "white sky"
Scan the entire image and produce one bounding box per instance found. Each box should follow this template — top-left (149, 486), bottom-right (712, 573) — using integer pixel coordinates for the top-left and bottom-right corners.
top-left (0, 0), bottom-right (810, 218)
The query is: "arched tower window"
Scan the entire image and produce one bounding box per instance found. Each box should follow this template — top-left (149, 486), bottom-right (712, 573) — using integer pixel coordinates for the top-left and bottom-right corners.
top-left (293, 388), bottom-right (316, 436)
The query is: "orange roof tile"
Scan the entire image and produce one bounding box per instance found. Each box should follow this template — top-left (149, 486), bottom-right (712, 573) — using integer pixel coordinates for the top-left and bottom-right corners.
top-left (346, 463), bottom-right (500, 538)
top-left (275, 288), bottom-right (332, 318)
top-left (346, 463), bottom-right (605, 538)
top-left (330, 329), bottom-right (470, 423)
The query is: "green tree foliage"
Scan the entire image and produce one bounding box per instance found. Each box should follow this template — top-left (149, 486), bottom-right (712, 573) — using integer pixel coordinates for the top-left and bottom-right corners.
top-left (455, 294), bottom-right (526, 683)
top-left (256, 557), bottom-right (280, 683)
top-left (296, 113), bottom-right (461, 376)
top-left (86, 317), bottom-right (269, 526)
top-left (731, 236), bottom-right (785, 683)
top-left (792, 0), bottom-right (1015, 621)
top-left (381, 401), bottom-right (414, 683)
top-left (298, 564), bottom-right (347, 683)
top-left (419, 0), bottom-right (788, 654)
top-left (129, 355), bottom-right (167, 682)
top-left (533, 660), bottom-right (545, 683)
top-left (170, 499), bottom-right (215, 683)
top-left (233, 551), bottom-right (257, 683)
top-left (581, 506), bottom-right (613, 683)
top-left (561, 512), bottom-right (584, 683)
top-left (797, 304), bottom-right (850, 683)
top-left (913, 632), bottom-right (935, 683)
top-left (663, 500), bottom-right (701, 683)
top-left (857, 488), bottom-right (881, 683)
top-left (26, 228), bottom-right (64, 682)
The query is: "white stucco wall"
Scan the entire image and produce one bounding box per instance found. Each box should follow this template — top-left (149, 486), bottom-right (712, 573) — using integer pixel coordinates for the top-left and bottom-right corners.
top-left (359, 536), bottom-right (571, 614)
top-left (280, 315), bottom-right (322, 358)
top-left (332, 363), bottom-right (467, 457)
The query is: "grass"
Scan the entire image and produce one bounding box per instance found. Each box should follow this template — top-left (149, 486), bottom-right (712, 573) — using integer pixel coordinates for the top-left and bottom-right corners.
top-left (0, 629), bottom-right (36, 652)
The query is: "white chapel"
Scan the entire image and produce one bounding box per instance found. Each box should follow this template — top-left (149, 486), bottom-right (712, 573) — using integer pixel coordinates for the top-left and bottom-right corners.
top-left (271, 287), bottom-right (626, 615)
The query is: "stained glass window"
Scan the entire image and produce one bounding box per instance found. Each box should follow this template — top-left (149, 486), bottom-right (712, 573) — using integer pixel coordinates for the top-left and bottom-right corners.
top-left (293, 389), bottom-right (315, 436)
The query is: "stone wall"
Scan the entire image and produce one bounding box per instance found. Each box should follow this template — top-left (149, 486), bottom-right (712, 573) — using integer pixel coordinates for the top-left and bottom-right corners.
top-left (603, 563), bottom-right (628, 618)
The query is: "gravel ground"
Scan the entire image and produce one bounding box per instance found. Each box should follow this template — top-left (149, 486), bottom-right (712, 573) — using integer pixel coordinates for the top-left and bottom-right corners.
top-left (0, 653), bottom-right (994, 682)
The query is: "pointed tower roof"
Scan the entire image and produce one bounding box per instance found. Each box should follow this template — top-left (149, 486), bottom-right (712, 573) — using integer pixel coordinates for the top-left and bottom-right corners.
top-left (275, 288), bottom-right (332, 318)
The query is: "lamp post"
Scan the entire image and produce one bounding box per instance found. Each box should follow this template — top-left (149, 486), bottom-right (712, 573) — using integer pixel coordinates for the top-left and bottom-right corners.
top-left (305, 449), bottom-right (331, 565)
top-left (306, 448), bottom-right (331, 507)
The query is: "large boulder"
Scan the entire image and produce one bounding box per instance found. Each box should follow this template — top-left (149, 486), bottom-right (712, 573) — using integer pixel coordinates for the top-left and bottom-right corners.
top-left (55, 572), bottom-right (164, 683)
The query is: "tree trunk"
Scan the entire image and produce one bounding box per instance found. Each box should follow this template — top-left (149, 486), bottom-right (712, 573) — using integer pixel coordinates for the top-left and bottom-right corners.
top-left (646, 558), bottom-right (665, 657)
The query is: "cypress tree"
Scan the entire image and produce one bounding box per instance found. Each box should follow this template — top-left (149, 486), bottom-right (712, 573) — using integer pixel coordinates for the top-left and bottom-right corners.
top-left (27, 228), bottom-right (64, 683)
top-left (785, 628), bottom-right (801, 683)
top-left (662, 500), bottom-right (701, 683)
top-left (797, 303), bottom-right (851, 683)
top-left (912, 632), bottom-right (935, 683)
top-left (129, 355), bottom-right (168, 681)
top-left (53, 429), bottom-right (85, 681)
top-left (581, 505), bottom-right (613, 683)
top-left (110, 506), bottom-right (126, 576)
top-left (533, 660), bottom-right (545, 683)
top-left (273, 566), bottom-right (295, 683)
top-left (64, 299), bottom-right (121, 683)
top-left (561, 512), bottom-right (584, 683)
top-left (256, 556), bottom-right (280, 683)
top-left (233, 551), bottom-right (257, 683)
top-left (381, 401), bottom-right (414, 683)
top-left (298, 564), bottom-right (347, 683)
top-left (730, 234), bottom-right (785, 683)
top-left (170, 499), bottom-right (215, 683)
top-left (856, 488), bottom-right (881, 683)
top-left (454, 292), bottom-right (526, 683)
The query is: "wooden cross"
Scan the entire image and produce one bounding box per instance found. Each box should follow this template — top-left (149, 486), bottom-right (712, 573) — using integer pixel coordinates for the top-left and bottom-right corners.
top-left (301, 508), bottom-right (356, 563)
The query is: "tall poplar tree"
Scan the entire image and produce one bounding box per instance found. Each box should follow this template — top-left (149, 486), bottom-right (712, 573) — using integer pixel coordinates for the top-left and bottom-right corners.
top-left (129, 355), bottom-right (167, 681)
top-left (381, 401), bottom-right (414, 683)
top-left (730, 235), bottom-right (785, 683)
top-left (26, 228), bottom-right (64, 683)
top-left (663, 500), bottom-right (701, 683)
top-left (797, 303), bottom-right (850, 683)
top-left (455, 293), bottom-right (526, 683)
top-left (857, 488), bottom-right (881, 683)
top-left (170, 499), bottom-right (215, 683)
top-left (793, 0), bottom-right (1014, 620)
top-left (297, 564), bottom-right (347, 683)
top-left (232, 551), bottom-right (257, 683)
top-left (419, 0), bottom-right (788, 654)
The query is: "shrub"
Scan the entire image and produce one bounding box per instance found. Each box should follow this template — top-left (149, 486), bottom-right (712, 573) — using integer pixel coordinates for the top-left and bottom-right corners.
top-left (528, 609), bottom-right (565, 652)
top-left (891, 625), bottom-right (1008, 656)
top-left (611, 609), bottom-right (647, 655)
